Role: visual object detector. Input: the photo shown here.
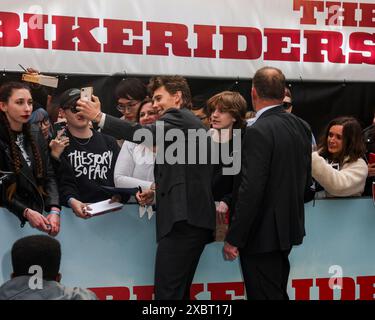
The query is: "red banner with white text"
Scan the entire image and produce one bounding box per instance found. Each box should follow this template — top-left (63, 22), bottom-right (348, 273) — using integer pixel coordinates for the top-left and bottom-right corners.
top-left (0, 0), bottom-right (374, 80)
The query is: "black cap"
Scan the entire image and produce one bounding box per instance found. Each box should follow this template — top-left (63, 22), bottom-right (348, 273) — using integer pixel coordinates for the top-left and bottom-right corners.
top-left (59, 88), bottom-right (80, 109)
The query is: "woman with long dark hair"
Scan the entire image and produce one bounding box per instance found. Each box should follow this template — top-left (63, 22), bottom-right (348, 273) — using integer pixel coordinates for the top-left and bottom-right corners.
top-left (312, 116), bottom-right (368, 198)
top-left (0, 82), bottom-right (60, 235)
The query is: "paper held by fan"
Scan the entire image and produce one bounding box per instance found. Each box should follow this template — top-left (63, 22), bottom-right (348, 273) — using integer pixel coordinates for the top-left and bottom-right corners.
top-left (86, 199), bottom-right (123, 217)
top-left (22, 73), bottom-right (58, 88)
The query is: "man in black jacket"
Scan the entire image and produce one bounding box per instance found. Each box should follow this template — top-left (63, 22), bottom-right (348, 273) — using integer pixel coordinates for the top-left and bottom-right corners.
top-left (223, 67), bottom-right (312, 300)
top-left (77, 76), bottom-right (216, 300)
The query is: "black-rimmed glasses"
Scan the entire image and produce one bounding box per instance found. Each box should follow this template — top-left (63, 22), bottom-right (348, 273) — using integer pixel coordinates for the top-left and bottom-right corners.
top-left (116, 101), bottom-right (140, 112)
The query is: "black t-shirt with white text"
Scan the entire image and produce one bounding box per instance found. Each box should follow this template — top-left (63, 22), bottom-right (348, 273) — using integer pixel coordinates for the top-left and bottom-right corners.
top-left (57, 129), bottom-right (120, 205)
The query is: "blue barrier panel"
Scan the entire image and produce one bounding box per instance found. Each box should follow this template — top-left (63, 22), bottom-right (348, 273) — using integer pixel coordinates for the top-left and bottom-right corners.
top-left (0, 198), bottom-right (374, 300)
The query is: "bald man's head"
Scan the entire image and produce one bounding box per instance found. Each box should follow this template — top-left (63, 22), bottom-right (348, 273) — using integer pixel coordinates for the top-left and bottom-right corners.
top-left (252, 67), bottom-right (286, 101)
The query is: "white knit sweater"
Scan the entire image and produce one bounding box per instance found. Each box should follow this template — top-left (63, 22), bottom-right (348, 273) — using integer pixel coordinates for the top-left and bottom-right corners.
top-left (312, 151), bottom-right (368, 198)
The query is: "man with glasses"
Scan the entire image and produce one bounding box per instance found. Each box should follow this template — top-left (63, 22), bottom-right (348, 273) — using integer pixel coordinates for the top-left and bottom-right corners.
top-left (52, 88), bottom-right (121, 219)
top-left (282, 87), bottom-right (293, 113)
top-left (114, 78), bottom-right (148, 123)
top-left (102, 78), bottom-right (148, 146)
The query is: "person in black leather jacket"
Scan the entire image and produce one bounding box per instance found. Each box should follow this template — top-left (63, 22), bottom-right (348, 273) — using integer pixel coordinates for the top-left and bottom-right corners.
top-left (0, 82), bottom-right (61, 236)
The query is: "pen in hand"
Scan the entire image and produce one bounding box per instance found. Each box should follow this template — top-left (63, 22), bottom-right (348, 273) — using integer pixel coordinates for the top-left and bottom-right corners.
top-left (18, 64), bottom-right (28, 72)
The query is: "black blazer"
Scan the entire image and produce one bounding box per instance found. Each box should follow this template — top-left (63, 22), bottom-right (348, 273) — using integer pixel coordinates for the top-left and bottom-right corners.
top-left (102, 108), bottom-right (216, 241)
top-left (0, 124), bottom-right (60, 226)
top-left (226, 106), bottom-right (312, 254)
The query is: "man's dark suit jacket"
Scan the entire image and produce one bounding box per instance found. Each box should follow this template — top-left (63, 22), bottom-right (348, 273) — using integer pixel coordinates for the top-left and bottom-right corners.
top-left (226, 105), bottom-right (312, 254)
top-left (102, 108), bottom-right (216, 241)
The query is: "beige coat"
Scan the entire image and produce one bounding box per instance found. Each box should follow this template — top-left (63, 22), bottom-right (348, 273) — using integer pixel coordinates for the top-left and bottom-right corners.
top-left (312, 151), bottom-right (368, 198)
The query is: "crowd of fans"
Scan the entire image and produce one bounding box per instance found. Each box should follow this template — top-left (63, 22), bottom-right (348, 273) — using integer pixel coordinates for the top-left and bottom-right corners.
top-left (0, 72), bottom-right (373, 231)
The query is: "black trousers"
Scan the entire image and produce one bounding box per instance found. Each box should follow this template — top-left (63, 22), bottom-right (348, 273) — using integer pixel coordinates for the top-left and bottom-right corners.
top-left (154, 221), bottom-right (213, 300)
top-left (239, 249), bottom-right (291, 300)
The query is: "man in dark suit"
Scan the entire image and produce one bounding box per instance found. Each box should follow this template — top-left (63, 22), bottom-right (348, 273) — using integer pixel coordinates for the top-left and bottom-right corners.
top-left (77, 76), bottom-right (216, 300)
top-left (223, 67), bottom-right (312, 300)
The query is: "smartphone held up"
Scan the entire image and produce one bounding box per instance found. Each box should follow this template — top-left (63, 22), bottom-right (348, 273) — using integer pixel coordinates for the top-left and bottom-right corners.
top-left (80, 87), bottom-right (93, 102)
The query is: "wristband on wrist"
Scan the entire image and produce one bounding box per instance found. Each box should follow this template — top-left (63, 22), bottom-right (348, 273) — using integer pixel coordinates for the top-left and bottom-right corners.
top-left (93, 111), bottom-right (102, 123)
top-left (67, 197), bottom-right (75, 208)
top-left (49, 210), bottom-right (61, 216)
top-left (23, 208), bottom-right (30, 219)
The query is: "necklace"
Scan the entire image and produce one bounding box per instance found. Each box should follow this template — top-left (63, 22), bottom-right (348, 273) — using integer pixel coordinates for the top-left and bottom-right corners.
top-left (15, 133), bottom-right (32, 166)
top-left (71, 134), bottom-right (93, 146)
